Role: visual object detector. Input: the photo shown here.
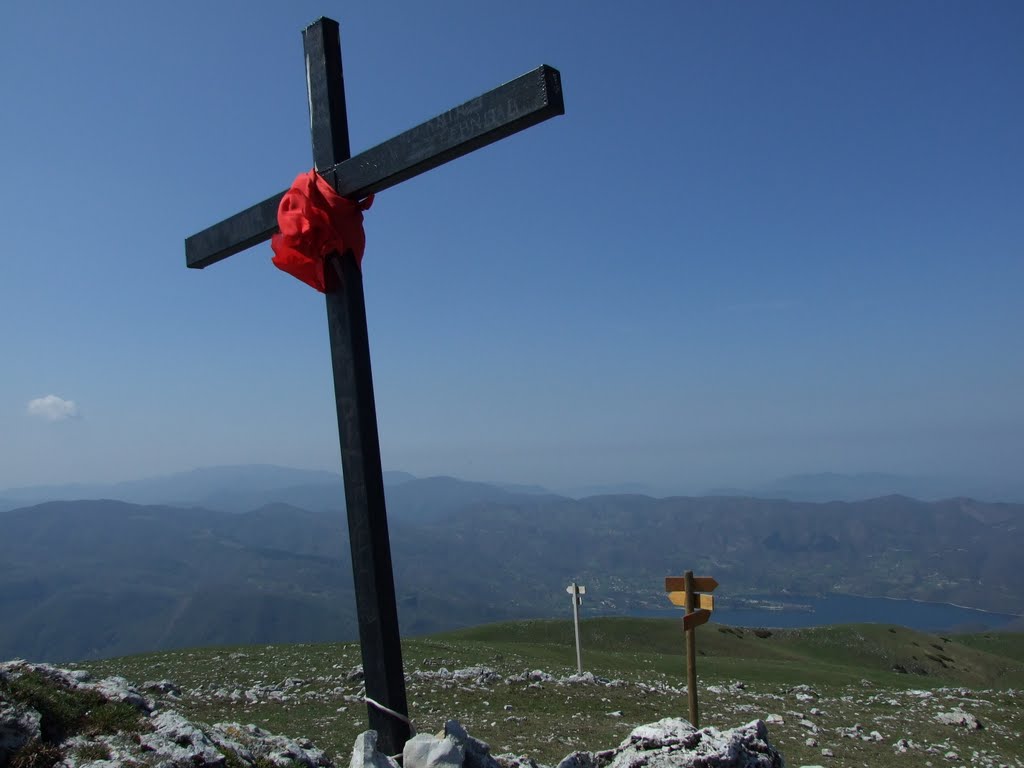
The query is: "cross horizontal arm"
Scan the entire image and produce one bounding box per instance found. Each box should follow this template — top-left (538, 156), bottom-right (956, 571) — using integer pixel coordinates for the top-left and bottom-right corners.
top-left (185, 64), bottom-right (563, 269)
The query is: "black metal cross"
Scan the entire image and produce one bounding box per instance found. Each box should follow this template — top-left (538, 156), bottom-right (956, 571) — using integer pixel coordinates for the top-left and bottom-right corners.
top-left (184, 17), bottom-right (563, 755)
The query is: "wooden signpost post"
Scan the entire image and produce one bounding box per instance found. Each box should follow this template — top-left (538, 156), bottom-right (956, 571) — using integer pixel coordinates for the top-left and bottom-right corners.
top-left (665, 571), bottom-right (718, 727)
top-left (566, 582), bottom-right (586, 674)
top-left (184, 17), bottom-right (563, 756)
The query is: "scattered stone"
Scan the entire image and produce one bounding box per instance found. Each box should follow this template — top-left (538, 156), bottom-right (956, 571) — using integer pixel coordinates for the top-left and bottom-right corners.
top-left (603, 717), bottom-right (783, 768)
top-left (445, 720), bottom-right (500, 768)
top-left (212, 723), bottom-right (331, 768)
top-left (0, 701), bottom-right (41, 761)
top-left (563, 672), bottom-right (597, 685)
top-left (143, 679), bottom-right (183, 696)
top-left (934, 708), bottom-right (983, 730)
top-left (402, 733), bottom-right (463, 768)
top-left (494, 755), bottom-right (541, 768)
top-left (93, 676), bottom-right (154, 713)
top-left (348, 730), bottom-right (399, 768)
top-left (820, 747), bottom-right (834, 757)
top-left (765, 714), bottom-right (784, 725)
top-left (140, 711), bottom-right (225, 768)
top-left (555, 752), bottom-right (596, 768)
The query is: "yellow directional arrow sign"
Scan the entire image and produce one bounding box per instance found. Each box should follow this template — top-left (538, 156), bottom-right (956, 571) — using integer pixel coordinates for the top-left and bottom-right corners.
top-left (682, 608), bottom-right (711, 632)
top-left (667, 591), bottom-right (715, 611)
top-left (665, 576), bottom-right (719, 593)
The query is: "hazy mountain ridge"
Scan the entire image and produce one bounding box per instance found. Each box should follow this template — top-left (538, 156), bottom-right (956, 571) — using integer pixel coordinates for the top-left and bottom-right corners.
top-left (6, 466), bottom-right (1024, 512)
top-left (711, 472), bottom-right (1024, 503)
top-left (0, 465), bottom-right (416, 513)
top-left (2, 479), bottom-right (1022, 662)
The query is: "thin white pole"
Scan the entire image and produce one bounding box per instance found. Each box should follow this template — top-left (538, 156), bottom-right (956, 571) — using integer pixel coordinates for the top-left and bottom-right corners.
top-left (569, 582), bottom-right (583, 674)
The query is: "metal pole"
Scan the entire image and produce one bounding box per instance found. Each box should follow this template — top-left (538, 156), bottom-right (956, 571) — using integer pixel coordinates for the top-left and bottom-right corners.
top-left (570, 583), bottom-right (583, 674)
top-left (684, 570), bottom-right (698, 727)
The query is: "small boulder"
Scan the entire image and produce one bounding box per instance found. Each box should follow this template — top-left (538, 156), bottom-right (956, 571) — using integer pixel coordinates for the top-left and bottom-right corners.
top-left (143, 680), bottom-right (182, 696)
top-left (348, 730), bottom-right (399, 768)
top-left (555, 752), bottom-right (595, 768)
top-left (934, 709), bottom-right (983, 730)
top-left (403, 734), bottom-right (463, 768)
top-left (1, 701), bottom-right (42, 762)
top-left (605, 718), bottom-right (783, 768)
top-left (445, 720), bottom-right (499, 768)
top-left (140, 711), bottom-right (225, 768)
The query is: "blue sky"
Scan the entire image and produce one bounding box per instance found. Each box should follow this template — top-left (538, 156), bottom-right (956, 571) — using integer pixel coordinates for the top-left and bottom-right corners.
top-left (2, 1), bottom-right (1021, 493)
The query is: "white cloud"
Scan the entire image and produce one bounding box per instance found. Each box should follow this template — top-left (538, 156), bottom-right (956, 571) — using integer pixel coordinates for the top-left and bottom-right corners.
top-left (27, 395), bottom-right (79, 422)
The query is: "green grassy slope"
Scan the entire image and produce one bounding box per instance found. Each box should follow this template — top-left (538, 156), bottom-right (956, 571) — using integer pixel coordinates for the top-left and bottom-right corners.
top-left (442, 618), bottom-right (1024, 687)
top-left (79, 619), bottom-right (1024, 768)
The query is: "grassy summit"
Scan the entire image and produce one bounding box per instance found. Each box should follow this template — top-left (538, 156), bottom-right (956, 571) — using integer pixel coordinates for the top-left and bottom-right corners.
top-left (78, 618), bottom-right (1024, 768)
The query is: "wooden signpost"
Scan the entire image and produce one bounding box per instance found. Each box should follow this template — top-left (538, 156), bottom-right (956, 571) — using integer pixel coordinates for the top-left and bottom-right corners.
top-left (566, 582), bottom-right (586, 674)
top-left (665, 571), bottom-right (718, 727)
top-left (184, 17), bottom-right (563, 756)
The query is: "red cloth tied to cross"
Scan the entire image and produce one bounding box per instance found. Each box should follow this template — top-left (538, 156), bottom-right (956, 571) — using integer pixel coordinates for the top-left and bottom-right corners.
top-left (271, 170), bottom-right (374, 292)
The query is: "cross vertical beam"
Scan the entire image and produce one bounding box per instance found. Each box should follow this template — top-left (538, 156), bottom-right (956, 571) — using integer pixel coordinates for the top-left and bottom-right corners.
top-left (303, 18), bottom-right (410, 753)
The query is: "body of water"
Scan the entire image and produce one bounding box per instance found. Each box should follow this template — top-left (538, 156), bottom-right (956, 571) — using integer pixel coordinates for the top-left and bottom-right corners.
top-left (629, 593), bottom-right (1020, 633)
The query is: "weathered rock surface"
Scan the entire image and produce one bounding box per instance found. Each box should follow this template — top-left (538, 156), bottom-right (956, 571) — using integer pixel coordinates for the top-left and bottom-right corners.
top-left (1, 700), bottom-right (41, 762)
top-left (140, 710), bottom-right (225, 768)
top-left (213, 722), bottom-right (332, 768)
top-left (2, 659), bottom-right (792, 768)
top-left (0, 661), bottom-right (336, 768)
top-left (348, 730), bottom-right (398, 768)
top-left (933, 708), bottom-right (983, 729)
top-left (403, 733), bottom-right (464, 768)
top-left (445, 720), bottom-right (501, 768)
top-left (595, 718), bottom-right (784, 768)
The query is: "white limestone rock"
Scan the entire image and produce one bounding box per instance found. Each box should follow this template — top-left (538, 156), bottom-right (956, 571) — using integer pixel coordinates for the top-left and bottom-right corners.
top-left (210, 723), bottom-right (331, 768)
top-left (1, 700), bottom-right (41, 761)
top-left (140, 711), bottom-right (225, 768)
top-left (143, 680), bottom-right (182, 697)
top-left (934, 709), bottom-right (983, 730)
top-left (555, 751), bottom-right (595, 768)
top-left (348, 731), bottom-right (399, 768)
top-left (93, 677), bottom-right (153, 713)
top-left (563, 673), bottom-right (597, 686)
top-left (602, 718), bottom-right (784, 768)
top-left (403, 733), bottom-right (464, 768)
top-left (494, 754), bottom-right (544, 768)
top-left (452, 667), bottom-right (502, 686)
top-left (445, 720), bottom-right (500, 768)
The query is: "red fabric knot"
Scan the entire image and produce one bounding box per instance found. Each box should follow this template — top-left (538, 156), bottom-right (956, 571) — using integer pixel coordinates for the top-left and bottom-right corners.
top-left (270, 169), bottom-right (374, 292)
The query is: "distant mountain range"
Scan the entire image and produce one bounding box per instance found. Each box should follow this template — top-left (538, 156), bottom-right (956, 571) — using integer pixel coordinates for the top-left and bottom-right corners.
top-left (0, 465), bottom-right (416, 514)
top-left (710, 472), bottom-right (1024, 504)
top-left (1, 467), bottom-right (1022, 662)
top-left (5, 466), bottom-right (1022, 512)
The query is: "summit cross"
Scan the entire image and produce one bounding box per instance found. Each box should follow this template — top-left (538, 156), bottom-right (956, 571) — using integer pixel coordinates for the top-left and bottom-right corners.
top-left (183, 17), bottom-right (563, 755)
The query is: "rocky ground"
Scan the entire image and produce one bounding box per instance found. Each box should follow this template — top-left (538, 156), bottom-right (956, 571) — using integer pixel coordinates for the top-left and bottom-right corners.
top-left (2, 660), bottom-right (786, 768)
top-left (51, 633), bottom-right (1024, 768)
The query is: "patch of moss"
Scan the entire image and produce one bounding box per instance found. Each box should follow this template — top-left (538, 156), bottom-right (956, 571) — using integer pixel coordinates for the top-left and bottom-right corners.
top-left (74, 742), bottom-right (113, 762)
top-left (1, 670), bottom-right (145, 745)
